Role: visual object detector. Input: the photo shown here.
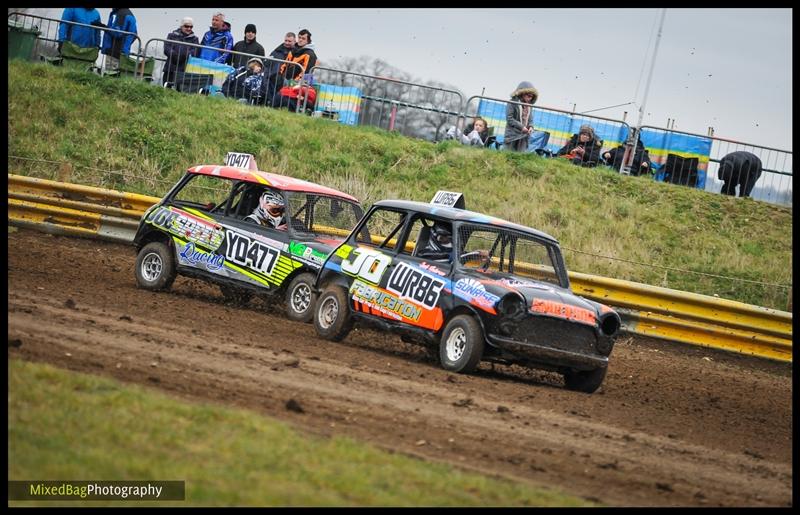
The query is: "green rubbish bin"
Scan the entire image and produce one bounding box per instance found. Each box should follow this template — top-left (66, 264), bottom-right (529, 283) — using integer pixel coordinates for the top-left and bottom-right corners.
top-left (8, 19), bottom-right (41, 61)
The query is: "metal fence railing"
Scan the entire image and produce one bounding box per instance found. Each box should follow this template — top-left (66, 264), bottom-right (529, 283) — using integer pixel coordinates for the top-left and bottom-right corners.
top-left (8, 11), bottom-right (144, 76)
top-left (9, 11), bottom-right (792, 208)
top-left (638, 125), bottom-right (792, 207)
top-left (462, 95), bottom-right (632, 160)
top-left (308, 66), bottom-right (464, 140)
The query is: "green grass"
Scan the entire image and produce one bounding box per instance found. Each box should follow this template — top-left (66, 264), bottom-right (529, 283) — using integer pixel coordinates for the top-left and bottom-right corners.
top-left (8, 359), bottom-right (591, 507)
top-left (7, 61), bottom-right (792, 309)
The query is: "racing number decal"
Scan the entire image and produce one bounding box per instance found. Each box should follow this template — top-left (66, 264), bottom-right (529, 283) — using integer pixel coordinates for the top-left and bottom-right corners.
top-left (225, 231), bottom-right (279, 276)
top-left (341, 247), bottom-right (391, 284)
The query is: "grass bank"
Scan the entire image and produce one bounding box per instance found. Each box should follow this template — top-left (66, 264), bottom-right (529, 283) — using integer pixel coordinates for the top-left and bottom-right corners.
top-left (8, 359), bottom-right (589, 507)
top-left (7, 61), bottom-right (792, 309)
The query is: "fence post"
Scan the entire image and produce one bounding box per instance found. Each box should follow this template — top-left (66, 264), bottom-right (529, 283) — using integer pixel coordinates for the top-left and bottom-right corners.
top-left (788, 287), bottom-right (792, 312)
top-left (57, 162), bottom-right (73, 183)
top-left (389, 101), bottom-right (398, 131)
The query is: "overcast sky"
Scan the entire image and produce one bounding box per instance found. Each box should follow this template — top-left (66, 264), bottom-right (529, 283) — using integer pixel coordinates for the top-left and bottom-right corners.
top-left (36, 8), bottom-right (792, 150)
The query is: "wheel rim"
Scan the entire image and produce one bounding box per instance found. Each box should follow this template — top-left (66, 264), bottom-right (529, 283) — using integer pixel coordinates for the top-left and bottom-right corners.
top-left (141, 252), bottom-right (163, 282)
top-left (445, 327), bottom-right (467, 362)
top-left (318, 295), bottom-right (339, 330)
top-left (291, 282), bottom-right (311, 314)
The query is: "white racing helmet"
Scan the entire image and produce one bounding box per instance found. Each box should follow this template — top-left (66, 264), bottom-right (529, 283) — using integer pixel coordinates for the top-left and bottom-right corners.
top-left (256, 189), bottom-right (286, 227)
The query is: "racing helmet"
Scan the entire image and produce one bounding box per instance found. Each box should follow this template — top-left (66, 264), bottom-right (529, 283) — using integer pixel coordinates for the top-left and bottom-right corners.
top-left (256, 189), bottom-right (286, 227)
top-left (428, 222), bottom-right (453, 252)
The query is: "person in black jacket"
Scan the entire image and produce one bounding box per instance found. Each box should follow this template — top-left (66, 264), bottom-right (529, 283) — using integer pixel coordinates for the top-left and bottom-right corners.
top-left (162, 17), bottom-right (199, 86)
top-left (231, 23), bottom-right (265, 69)
top-left (557, 124), bottom-right (603, 167)
top-left (718, 150), bottom-right (763, 197)
top-left (603, 134), bottom-right (652, 176)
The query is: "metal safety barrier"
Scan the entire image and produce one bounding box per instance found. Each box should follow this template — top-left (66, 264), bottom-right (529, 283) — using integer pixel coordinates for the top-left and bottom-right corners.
top-left (308, 65), bottom-right (464, 140)
top-left (7, 173), bottom-right (791, 363)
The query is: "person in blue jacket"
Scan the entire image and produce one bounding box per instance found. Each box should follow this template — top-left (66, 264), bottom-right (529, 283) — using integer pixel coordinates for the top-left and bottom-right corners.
top-left (100, 8), bottom-right (138, 73)
top-left (57, 7), bottom-right (103, 50)
top-left (199, 12), bottom-right (234, 64)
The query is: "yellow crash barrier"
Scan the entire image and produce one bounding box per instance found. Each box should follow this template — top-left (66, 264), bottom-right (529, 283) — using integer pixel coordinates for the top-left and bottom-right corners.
top-left (7, 173), bottom-right (792, 362)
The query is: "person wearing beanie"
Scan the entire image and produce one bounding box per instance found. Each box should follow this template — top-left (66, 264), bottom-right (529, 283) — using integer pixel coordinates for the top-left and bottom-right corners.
top-left (162, 16), bottom-right (199, 86)
top-left (231, 22), bottom-right (265, 68)
top-left (503, 81), bottom-right (538, 152)
top-left (557, 123), bottom-right (604, 168)
top-left (199, 12), bottom-right (234, 64)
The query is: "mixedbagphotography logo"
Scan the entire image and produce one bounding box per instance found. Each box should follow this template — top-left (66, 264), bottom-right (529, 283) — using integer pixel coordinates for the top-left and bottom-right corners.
top-left (8, 481), bottom-right (185, 501)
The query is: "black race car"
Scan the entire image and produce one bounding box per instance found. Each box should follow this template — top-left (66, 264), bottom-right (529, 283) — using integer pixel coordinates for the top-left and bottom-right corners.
top-left (312, 192), bottom-right (621, 393)
top-left (133, 160), bottom-right (363, 322)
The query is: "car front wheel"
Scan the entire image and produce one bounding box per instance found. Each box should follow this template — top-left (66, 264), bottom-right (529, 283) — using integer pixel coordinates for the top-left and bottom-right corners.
top-left (313, 285), bottom-right (353, 341)
top-left (439, 315), bottom-right (484, 373)
top-left (563, 367), bottom-right (607, 393)
top-left (285, 272), bottom-right (316, 323)
top-left (135, 241), bottom-right (176, 291)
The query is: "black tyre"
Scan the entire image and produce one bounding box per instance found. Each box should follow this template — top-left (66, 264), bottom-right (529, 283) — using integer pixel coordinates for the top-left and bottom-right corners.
top-left (439, 315), bottom-right (484, 373)
top-left (219, 284), bottom-right (253, 306)
top-left (134, 241), bottom-right (177, 291)
top-left (285, 272), bottom-right (316, 323)
top-left (313, 285), bottom-right (353, 341)
top-left (563, 367), bottom-right (607, 394)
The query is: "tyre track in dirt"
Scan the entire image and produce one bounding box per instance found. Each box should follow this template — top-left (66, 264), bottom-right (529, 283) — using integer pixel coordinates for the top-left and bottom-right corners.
top-left (7, 229), bottom-right (792, 506)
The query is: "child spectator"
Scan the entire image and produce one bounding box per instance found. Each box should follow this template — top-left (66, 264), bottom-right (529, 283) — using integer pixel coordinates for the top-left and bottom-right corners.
top-left (222, 57), bottom-right (265, 103)
top-left (504, 81), bottom-right (538, 152)
top-left (446, 117), bottom-right (491, 147)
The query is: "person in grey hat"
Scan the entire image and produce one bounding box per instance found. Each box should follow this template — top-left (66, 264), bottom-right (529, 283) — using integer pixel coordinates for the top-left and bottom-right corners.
top-left (503, 81), bottom-right (539, 152)
top-left (231, 22), bottom-right (265, 69)
top-left (162, 16), bottom-right (199, 86)
top-left (557, 124), bottom-right (604, 167)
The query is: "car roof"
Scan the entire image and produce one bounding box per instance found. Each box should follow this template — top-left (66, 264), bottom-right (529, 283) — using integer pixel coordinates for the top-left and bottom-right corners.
top-left (188, 165), bottom-right (360, 203)
top-left (374, 199), bottom-right (559, 244)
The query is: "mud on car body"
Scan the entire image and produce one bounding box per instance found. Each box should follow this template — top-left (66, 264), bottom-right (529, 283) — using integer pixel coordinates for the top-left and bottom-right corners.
top-left (133, 164), bottom-right (363, 322)
top-left (313, 194), bottom-right (621, 393)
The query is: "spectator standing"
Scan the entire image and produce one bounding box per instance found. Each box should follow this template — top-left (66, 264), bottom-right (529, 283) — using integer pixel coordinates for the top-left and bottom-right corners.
top-left (101, 8), bottom-right (138, 73)
top-left (603, 133), bottom-right (652, 176)
top-left (57, 7), bottom-right (102, 50)
top-left (557, 124), bottom-right (603, 167)
top-left (279, 29), bottom-right (318, 81)
top-left (270, 32), bottom-right (296, 62)
top-left (504, 81), bottom-right (538, 152)
top-left (199, 12), bottom-right (234, 64)
top-left (718, 151), bottom-right (763, 198)
top-left (231, 23), bottom-right (265, 69)
top-left (162, 17), bottom-right (199, 86)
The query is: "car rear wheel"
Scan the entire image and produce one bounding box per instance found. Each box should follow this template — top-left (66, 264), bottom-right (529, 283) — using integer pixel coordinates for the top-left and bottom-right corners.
top-left (285, 272), bottom-right (316, 323)
top-left (563, 367), bottom-right (607, 393)
top-left (219, 284), bottom-right (253, 306)
top-left (439, 315), bottom-right (484, 373)
top-left (135, 241), bottom-right (176, 291)
top-left (313, 285), bottom-right (353, 341)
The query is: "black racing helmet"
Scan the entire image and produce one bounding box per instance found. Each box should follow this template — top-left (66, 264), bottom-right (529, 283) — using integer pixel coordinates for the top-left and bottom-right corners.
top-left (429, 222), bottom-right (453, 252)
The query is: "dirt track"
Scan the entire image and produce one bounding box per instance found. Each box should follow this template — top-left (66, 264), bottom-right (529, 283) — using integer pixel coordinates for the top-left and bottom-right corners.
top-left (7, 228), bottom-right (792, 506)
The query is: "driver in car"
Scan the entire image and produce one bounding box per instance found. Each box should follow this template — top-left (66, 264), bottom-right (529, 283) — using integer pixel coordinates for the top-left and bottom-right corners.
top-left (418, 222), bottom-right (489, 266)
top-left (245, 190), bottom-right (288, 230)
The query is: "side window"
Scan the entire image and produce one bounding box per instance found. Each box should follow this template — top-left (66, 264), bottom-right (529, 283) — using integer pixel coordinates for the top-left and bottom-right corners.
top-left (511, 238), bottom-right (563, 287)
top-left (172, 175), bottom-right (232, 213)
top-left (355, 208), bottom-right (406, 251)
top-left (401, 217), bottom-right (431, 257)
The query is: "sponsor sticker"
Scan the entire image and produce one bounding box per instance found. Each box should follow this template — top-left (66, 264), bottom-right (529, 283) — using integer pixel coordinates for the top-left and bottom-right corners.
top-left (531, 299), bottom-right (596, 325)
top-left (178, 241), bottom-right (225, 271)
top-left (147, 206), bottom-right (224, 250)
top-left (386, 262), bottom-right (445, 310)
top-left (454, 278), bottom-right (500, 310)
top-left (224, 230), bottom-right (280, 276)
